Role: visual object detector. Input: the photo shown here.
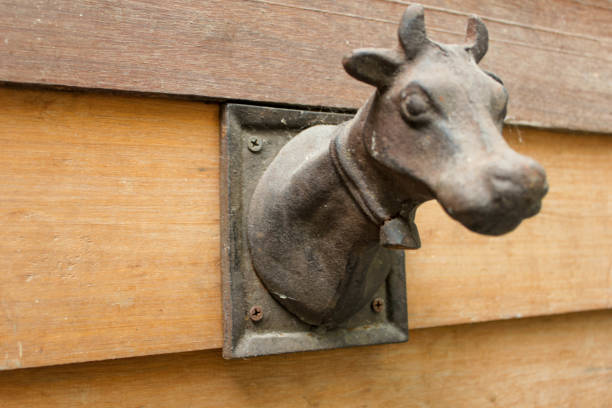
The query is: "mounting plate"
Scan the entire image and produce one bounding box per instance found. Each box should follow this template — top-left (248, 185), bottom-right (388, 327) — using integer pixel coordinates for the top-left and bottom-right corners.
top-left (220, 104), bottom-right (409, 358)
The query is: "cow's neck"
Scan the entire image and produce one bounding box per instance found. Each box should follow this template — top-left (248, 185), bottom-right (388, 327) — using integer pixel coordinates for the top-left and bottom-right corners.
top-left (331, 92), bottom-right (426, 228)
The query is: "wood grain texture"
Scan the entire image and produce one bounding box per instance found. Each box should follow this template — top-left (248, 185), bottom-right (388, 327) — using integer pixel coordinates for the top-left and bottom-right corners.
top-left (0, 87), bottom-right (610, 370)
top-left (0, 87), bottom-right (222, 369)
top-left (0, 0), bottom-right (610, 133)
top-left (1, 310), bottom-right (611, 407)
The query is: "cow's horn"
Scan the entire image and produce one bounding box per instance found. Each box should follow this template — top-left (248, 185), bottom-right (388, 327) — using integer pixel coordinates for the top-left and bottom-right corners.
top-left (466, 16), bottom-right (488, 63)
top-left (398, 4), bottom-right (429, 59)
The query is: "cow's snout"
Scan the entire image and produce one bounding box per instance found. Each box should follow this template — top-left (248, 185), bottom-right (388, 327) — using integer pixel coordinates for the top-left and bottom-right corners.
top-left (435, 153), bottom-right (548, 236)
top-left (489, 156), bottom-right (548, 218)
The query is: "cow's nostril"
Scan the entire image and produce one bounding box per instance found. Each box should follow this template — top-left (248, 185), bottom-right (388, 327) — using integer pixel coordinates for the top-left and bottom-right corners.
top-left (525, 161), bottom-right (547, 188)
top-left (490, 158), bottom-right (547, 199)
top-left (526, 168), bottom-right (548, 201)
top-left (490, 173), bottom-right (520, 196)
top-left (490, 168), bottom-right (546, 212)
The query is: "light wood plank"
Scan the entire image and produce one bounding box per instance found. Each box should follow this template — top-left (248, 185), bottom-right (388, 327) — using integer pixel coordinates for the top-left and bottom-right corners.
top-left (0, 87), bottom-right (222, 369)
top-left (0, 310), bottom-right (611, 407)
top-left (0, 87), bottom-right (610, 370)
top-left (0, 0), bottom-right (610, 133)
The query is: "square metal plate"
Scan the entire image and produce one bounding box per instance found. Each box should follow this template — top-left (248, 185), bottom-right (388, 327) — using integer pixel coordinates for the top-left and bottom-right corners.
top-left (220, 104), bottom-right (409, 358)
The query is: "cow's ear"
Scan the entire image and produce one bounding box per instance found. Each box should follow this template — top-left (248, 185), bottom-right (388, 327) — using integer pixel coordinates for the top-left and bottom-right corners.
top-left (342, 48), bottom-right (401, 89)
top-left (465, 15), bottom-right (488, 63)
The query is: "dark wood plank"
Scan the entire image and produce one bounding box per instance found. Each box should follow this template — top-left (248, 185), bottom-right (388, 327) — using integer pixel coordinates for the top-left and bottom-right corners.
top-left (0, 310), bottom-right (611, 407)
top-left (0, 0), bottom-right (610, 133)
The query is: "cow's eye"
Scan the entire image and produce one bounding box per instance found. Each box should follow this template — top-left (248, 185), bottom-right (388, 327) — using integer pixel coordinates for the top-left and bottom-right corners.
top-left (406, 94), bottom-right (428, 116)
top-left (400, 90), bottom-right (430, 124)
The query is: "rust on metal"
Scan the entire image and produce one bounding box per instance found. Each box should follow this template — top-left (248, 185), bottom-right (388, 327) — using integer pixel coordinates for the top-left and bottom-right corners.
top-left (249, 306), bottom-right (264, 322)
top-left (371, 298), bottom-right (385, 313)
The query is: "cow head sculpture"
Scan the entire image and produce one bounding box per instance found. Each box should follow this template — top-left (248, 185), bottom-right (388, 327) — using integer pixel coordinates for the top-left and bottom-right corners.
top-left (343, 5), bottom-right (548, 235)
top-left (238, 4), bottom-right (551, 348)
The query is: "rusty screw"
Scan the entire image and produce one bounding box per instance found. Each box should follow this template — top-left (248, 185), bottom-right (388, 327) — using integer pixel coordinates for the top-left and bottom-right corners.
top-left (371, 298), bottom-right (384, 313)
top-left (249, 305), bottom-right (263, 322)
top-left (247, 136), bottom-right (262, 152)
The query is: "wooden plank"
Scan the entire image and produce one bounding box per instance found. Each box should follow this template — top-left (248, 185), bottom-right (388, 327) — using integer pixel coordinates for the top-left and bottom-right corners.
top-left (0, 0), bottom-right (610, 133)
top-left (0, 310), bottom-right (611, 407)
top-left (0, 87), bottom-right (222, 369)
top-left (0, 86), bottom-right (610, 370)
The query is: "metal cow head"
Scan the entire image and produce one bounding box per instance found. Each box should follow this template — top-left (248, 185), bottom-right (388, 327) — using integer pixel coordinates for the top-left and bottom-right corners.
top-left (343, 5), bottom-right (548, 235)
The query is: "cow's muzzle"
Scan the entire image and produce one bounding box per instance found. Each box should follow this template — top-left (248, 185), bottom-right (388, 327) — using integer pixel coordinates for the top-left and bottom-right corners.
top-left (436, 154), bottom-right (548, 236)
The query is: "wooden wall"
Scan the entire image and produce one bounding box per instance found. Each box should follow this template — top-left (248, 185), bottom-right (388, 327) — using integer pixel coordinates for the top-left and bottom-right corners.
top-left (0, 0), bottom-right (610, 405)
top-left (1, 310), bottom-right (611, 407)
top-left (1, 0), bottom-right (611, 133)
top-left (1, 86), bottom-right (610, 371)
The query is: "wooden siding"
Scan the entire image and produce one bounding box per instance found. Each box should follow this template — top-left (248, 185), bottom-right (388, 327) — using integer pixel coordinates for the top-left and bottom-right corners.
top-left (0, 310), bottom-right (611, 407)
top-left (0, 86), bottom-right (610, 370)
top-left (0, 0), bottom-right (611, 133)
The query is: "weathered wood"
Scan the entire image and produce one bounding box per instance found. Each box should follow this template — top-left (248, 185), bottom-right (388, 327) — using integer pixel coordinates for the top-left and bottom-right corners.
top-left (0, 87), bottom-right (610, 370)
top-left (1, 310), bottom-right (611, 407)
top-left (0, 0), bottom-right (610, 133)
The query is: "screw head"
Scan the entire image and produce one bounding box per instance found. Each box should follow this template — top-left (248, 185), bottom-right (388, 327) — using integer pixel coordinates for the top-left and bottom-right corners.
top-left (247, 136), bottom-right (262, 152)
top-left (371, 298), bottom-right (384, 313)
top-left (249, 305), bottom-right (263, 322)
